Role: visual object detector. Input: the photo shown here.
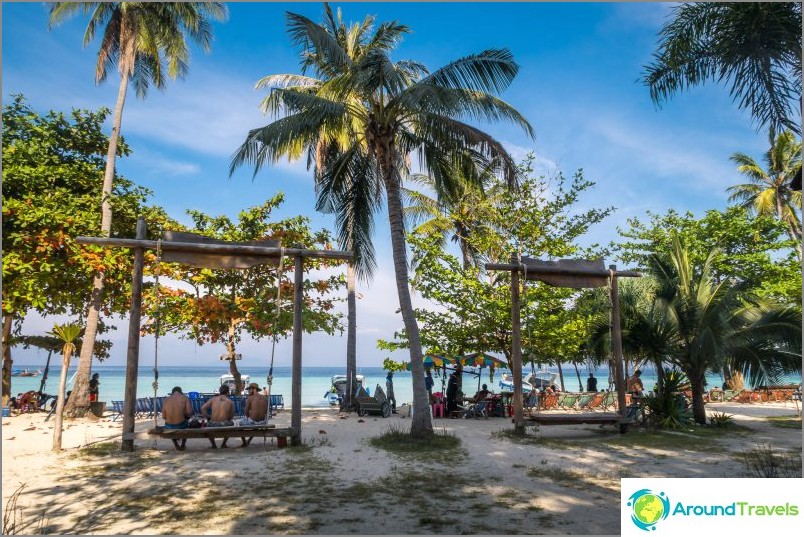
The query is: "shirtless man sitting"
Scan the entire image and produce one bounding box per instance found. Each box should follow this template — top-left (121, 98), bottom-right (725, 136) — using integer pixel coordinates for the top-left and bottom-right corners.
top-left (242, 383), bottom-right (268, 425)
top-left (162, 386), bottom-right (193, 429)
top-left (201, 384), bottom-right (235, 427)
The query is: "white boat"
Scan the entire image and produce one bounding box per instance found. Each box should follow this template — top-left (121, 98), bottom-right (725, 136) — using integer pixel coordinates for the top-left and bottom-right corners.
top-left (219, 373), bottom-right (250, 393)
top-left (498, 371), bottom-right (558, 393)
top-left (325, 374), bottom-right (365, 405)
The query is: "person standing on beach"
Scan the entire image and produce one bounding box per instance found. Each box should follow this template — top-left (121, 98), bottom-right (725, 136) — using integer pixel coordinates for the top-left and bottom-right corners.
top-left (425, 369), bottom-right (434, 401)
top-left (386, 371), bottom-right (397, 413)
top-left (586, 373), bottom-right (598, 392)
top-left (446, 371), bottom-right (460, 414)
top-left (243, 382), bottom-right (268, 424)
top-left (201, 384), bottom-right (235, 426)
top-left (88, 373), bottom-right (100, 402)
top-left (162, 387), bottom-right (193, 429)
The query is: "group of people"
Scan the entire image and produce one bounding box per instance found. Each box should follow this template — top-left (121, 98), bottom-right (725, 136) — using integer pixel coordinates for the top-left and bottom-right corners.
top-left (161, 382), bottom-right (269, 430)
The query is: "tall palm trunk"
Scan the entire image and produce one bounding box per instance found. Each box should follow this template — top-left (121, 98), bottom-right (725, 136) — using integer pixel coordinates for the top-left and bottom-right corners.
top-left (777, 192), bottom-right (803, 260)
top-left (2, 314), bottom-right (13, 406)
top-left (377, 136), bottom-right (433, 438)
top-left (345, 263), bottom-right (357, 409)
top-left (65, 63), bottom-right (130, 417)
top-left (53, 346), bottom-right (73, 451)
top-left (228, 319), bottom-right (242, 395)
top-left (688, 369), bottom-right (707, 425)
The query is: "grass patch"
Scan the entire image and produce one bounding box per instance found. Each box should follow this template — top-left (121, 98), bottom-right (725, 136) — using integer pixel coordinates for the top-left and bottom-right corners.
top-left (526, 466), bottom-right (585, 486)
top-left (78, 441), bottom-right (120, 458)
top-left (369, 424), bottom-right (464, 462)
top-left (601, 425), bottom-right (746, 451)
top-left (764, 416), bottom-right (802, 429)
top-left (742, 443), bottom-right (802, 478)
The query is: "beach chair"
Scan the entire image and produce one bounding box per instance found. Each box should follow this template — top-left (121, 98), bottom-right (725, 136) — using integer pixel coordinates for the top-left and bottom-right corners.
top-left (575, 393), bottom-right (595, 410)
top-left (270, 394), bottom-right (284, 411)
top-left (600, 391), bottom-right (618, 411)
top-left (557, 393), bottom-right (579, 410)
top-left (135, 398), bottom-right (154, 418)
top-left (232, 396), bottom-right (246, 418)
top-left (538, 392), bottom-right (559, 411)
top-left (110, 401), bottom-right (125, 422)
top-left (580, 392), bottom-right (605, 411)
top-left (523, 392), bottom-right (539, 413)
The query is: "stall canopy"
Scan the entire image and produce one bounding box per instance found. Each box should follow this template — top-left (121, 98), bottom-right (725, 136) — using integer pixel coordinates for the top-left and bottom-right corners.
top-left (403, 354), bottom-right (456, 371)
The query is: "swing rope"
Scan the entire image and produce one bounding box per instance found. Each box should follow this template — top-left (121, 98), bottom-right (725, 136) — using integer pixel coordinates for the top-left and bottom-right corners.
top-left (266, 247), bottom-right (285, 419)
top-left (152, 236), bottom-right (162, 430)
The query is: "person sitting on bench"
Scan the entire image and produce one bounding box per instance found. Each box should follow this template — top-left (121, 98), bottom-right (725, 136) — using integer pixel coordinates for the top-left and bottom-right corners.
top-left (201, 384), bottom-right (235, 426)
top-left (241, 383), bottom-right (268, 425)
top-left (163, 386), bottom-right (193, 429)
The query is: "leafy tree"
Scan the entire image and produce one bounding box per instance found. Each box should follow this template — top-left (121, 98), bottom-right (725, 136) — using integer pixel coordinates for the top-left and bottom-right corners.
top-left (403, 156), bottom-right (504, 271)
top-left (231, 7), bottom-right (533, 437)
top-left (728, 130), bottom-right (802, 260)
top-left (1, 96), bottom-right (161, 405)
top-left (642, 2), bottom-right (802, 135)
top-left (613, 207), bottom-right (800, 305)
top-left (142, 195), bottom-right (345, 395)
top-left (382, 168), bottom-right (612, 385)
top-left (48, 1), bottom-right (228, 417)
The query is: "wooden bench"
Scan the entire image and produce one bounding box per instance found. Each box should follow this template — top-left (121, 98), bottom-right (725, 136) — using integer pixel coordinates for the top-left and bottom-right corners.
top-left (147, 424), bottom-right (293, 451)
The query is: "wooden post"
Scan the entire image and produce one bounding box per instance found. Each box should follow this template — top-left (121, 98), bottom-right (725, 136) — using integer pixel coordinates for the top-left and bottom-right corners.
top-left (511, 258), bottom-right (525, 436)
top-left (290, 254), bottom-right (303, 446)
top-left (609, 264), bottom-right (627, 420)
top-left (122, 218), bottom-right (146, 452)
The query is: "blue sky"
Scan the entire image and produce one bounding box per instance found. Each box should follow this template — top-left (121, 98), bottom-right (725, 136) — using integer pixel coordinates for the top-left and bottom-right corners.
top-left (3, 2), bottom-right (771, 368)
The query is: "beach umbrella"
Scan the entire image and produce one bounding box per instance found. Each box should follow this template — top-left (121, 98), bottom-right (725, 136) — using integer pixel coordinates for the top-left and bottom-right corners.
top-left (457, 352), bottom-right (507, 386)
top-left (403, 354), bottom-right (454, 371)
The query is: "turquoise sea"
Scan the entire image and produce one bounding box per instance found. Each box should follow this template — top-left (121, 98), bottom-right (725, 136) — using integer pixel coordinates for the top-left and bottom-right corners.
top-left (9, 363), bottom-right (801, 407)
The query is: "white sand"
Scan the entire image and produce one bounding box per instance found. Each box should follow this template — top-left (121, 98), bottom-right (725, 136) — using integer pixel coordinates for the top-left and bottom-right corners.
top-left (2, 401), bottom-right (801, 535)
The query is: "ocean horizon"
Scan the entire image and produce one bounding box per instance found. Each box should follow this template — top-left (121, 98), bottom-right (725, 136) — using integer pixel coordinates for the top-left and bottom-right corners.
top-left (9, 363), bottom-right (802, 407)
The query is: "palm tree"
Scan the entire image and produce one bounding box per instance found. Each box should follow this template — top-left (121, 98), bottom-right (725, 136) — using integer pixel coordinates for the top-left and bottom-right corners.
top-left (231, 7), bottom-right (534, 437)
top-left (642, 2), bottom-right (802, 136)
top-left (727, 130), bottom-right (802, 260)
top-left (648, 235), bottom-right (800, 424)
top-left (48, 2), bottom-right (228, 416)
top-left (404, 156), bottom-right (503, 271)
top-left (48, 323), bottom-right (83, 452)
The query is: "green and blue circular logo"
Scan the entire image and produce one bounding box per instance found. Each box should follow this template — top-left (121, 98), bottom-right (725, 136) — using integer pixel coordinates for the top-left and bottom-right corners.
top-left (627, 489), bottom-right (670, 531)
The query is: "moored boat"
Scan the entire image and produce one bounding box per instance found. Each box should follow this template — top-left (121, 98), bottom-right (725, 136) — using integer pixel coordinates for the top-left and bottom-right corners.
top-left (219, 373), bottom-right (251, 394)
top-left (325, 374), bottom-right (365, 405)
top-left (498, 371), bottom-right (558, 393)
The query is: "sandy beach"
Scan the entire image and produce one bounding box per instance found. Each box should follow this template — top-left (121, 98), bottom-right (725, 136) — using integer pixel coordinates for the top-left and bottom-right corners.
top-left (2, 400), bottom-right (801, 535)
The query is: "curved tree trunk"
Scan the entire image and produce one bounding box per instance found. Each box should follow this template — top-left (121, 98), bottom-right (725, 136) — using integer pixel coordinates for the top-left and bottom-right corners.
top-left (53, 348), bottom-right (72, 451)
top-left (66, 70), bottom-right (130, 417)
top-left (778, 190), bottom-right (802, 261)
top-left (378, 138), bottom-right (433, 438)
top-left (228, 319), bottom-right (242, 395)
top-left (345, 263), bottom-right (357, 410)
top-left (2, 314), bottom-right (14, 406)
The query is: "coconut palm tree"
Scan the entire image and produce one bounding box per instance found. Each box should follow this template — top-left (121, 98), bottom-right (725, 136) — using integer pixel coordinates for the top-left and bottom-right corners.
top-left (727, 130), bottom-right (802, 260)
top-left (642, 2), bottom-right (802, 136)
top-left (648, 235), bottom-right (800, 424)
top-left (48, 323), bottom-right (83, 451)
top-left (48, 2), bottom-right (228, 416)
top-left (404, 156), bottom-right (503, 271)
top-left (231, 8), bottom-right (534, 437)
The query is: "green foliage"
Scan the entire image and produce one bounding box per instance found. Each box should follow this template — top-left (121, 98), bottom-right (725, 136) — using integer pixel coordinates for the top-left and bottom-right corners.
top-left (642, 2), bottom-right (802, 136)
top-left (642, 369), bottom-right (693, 430)
top-left (2, 95), bottom-right (164, 336)
top-left (382, 165), bottom-right (612, 365)
top-left (707, 411), bottom-right (735, 428)
top-left (382, 357), bottom-right (407, 373)
top-left (742, 443), bottom-right (802, 478)
top-left (613, 206), bottom-right (800, 305)
top-left (142, 194), bottom-right (345, 351)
